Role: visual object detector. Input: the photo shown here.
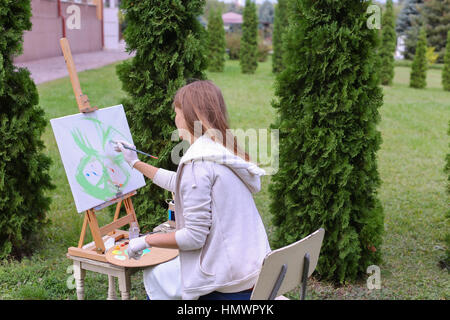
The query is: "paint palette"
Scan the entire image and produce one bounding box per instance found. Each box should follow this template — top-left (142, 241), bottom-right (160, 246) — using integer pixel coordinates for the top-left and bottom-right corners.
top-left (105, 240), bottom-right (178, 268)
top-left (111, 246), bottom-right (151, 261)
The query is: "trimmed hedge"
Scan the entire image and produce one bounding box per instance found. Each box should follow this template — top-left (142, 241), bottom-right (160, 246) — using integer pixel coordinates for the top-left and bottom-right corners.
top-left (116, 0), bottom-right (207, 231)
top-left (0, 0), bottom-right (54, 259)
top-left (269, 0), bottom-right (384, 283)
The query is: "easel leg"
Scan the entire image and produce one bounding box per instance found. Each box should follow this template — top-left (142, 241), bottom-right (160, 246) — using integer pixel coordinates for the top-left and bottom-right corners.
top-left (118, 270), bottom-right (131, 300)
top-left (124, 198), bottom-right (139, 227)
top-left (73, 261), bottom-right (86, 300)
top-left (78, 213), bottom-right (88, 248)
top-left (107, 275), bottom-right (117, 300)
top-left (86, 209), bottom-right (106, 253)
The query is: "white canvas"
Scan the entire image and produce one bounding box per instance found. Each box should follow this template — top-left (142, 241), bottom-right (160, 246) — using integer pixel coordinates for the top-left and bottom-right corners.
top-left (50, 105), bottom-right (146, 213)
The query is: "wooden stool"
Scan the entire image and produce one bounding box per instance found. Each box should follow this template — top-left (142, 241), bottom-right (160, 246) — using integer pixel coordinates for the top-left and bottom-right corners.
top-left (67, 221), bottom-right (177, 300)
top-left (68, 254), bottom-right (142, 300)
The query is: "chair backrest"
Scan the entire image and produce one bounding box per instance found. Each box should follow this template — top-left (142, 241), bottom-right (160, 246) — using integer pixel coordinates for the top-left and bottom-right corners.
top-left (250, 228), bottom-right (325, 300)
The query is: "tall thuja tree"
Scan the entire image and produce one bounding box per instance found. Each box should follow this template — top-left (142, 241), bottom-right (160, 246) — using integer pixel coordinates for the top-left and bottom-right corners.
top-left (272, 0), bottom-right (288, 73)
top-left (207, 9), bottom-right (226, 72)
top-left (444, 122), bottom-right (450, 268)
top-left (410, 26), bottom-right (428, 89)
top-left (380, 0), bottom-right (397, 85)
top-left (0, 1), bottom-right (53, 259)
top-left (269, 0), bottom-right (384, 283)
top-left (443, 31), bottom-right (450, 91)
top-left (240, 0), bottom-right (258, 74)
top-left (117, 0), bottom-right (207, 231)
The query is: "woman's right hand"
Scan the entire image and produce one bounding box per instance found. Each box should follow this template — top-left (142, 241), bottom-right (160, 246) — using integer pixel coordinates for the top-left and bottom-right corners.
top-left (114, 140), bottom-right (140, 168)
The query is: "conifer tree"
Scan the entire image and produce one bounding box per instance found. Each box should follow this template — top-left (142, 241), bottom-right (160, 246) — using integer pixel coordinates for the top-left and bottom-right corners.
top-left (442, 30), bottom-right (450, 91)
top-left (380, 0), bottom-right (397, 86)
top-left (240, 0), bottom-right (258, 74)
top-left (410, 26), bottom-right (428, 89)
top-left (116, 0), bottom-right (207, 230)
top-left (259, 0), bottom-right (275, 25)
top-left (396, 0), bottom-right (424, 60)
top-left (272, 0), bottom-right (288, 74)
top-left (207, 9), bottom-right (226, 73)
top-left (0, 0), bottom-right (54, 258)
top-left (422, 0), bottom-right (450, 63)
top-left (444, 122), bottom-right (450, 268)
top-left (396, 0), bottom-right (423, 35)
top-left (269, 0), bottom-right (384, 283)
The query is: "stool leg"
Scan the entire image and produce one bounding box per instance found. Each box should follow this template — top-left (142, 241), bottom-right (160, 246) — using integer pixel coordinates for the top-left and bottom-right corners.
top-left (118, 272), bottom-right (131, 300)
top-left (73, 261), bottom-right (86, 300)
top-left (107, 275), bottom-right (117, 300)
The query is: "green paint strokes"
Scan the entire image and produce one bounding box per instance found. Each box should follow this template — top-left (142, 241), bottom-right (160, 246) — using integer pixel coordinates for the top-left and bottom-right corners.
top-left (71, 117), bottom-right (131, 201)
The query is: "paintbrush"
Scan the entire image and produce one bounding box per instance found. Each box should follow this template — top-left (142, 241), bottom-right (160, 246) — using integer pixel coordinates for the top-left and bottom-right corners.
top-left (109, 140), bottom-right (159, 159)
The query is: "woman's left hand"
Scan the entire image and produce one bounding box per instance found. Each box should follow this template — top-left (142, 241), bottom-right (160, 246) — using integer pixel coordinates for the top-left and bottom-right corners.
top-left (128, 235), bottom-right (150, 260)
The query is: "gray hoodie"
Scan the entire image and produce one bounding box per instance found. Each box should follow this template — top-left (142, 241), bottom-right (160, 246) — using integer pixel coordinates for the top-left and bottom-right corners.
top-left (152, 135), bottom-right (271, 299)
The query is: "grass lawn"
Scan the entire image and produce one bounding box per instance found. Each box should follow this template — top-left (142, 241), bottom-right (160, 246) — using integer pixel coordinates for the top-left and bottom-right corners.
top-left (0, 58), bottom-right (448, 300)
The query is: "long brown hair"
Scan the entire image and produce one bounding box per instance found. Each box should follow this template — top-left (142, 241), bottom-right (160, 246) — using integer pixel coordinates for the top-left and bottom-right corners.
top-left (172, 80), bottom-right (250, 162)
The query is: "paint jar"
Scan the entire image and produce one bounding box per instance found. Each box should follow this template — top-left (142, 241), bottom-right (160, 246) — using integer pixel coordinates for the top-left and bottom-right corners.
top-left (128, 222), bottom-right (140, 240)
top-left (166, 200), bottom-right (175, 221)
top-left (166, 199), bottom-right (176, 228)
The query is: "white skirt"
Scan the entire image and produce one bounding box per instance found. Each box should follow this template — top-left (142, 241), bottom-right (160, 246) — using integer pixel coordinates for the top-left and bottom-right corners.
top-left (143, 256), bottom-right (182, 300)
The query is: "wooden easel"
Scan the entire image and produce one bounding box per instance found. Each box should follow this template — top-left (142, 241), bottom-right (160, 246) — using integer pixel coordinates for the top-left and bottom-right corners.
top-left (60, 38), bottom-right (140, 263)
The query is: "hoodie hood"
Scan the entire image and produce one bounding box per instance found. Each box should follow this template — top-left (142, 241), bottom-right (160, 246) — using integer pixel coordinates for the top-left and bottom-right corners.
top-left (179, 135), bottom-right (265, 193)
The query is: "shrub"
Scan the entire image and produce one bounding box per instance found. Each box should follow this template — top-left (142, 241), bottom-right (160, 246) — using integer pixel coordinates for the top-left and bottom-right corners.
top-left (0, 0), bottom-right (54, 259)
top-left (240, 0), bottom-right (258, 74)
top-left (269, 0), bottom-right (384, 283)
top-left (225, 33), bottom-right (241, 60)
top-left (257, 40), bottom-right (271, 62)
top-left (443, 31), bottom-right (450, 91)
top-left (410, 26), bottom-right (428, 89)
top-left (116, 0), bottom-right (207, 231)
top-left (426, 47), bottom-right (439, 67)
top-left (445, 122), bottom-right (450, 269)
top-left (207, 9), bottom-right (226, 72)
top-left (379, 0), bottom-right (396, 86)
top-left (272, 0), bottom-right (288, 73)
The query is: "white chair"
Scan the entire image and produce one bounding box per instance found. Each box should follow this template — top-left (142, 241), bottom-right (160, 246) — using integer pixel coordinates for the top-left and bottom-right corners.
top-left (250, 228), bottom-right (325, 300)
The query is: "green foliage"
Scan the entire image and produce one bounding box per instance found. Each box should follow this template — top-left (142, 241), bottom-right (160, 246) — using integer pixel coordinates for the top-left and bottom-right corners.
top-left (116, 0), bottom-right (207, 231)
top-left (203, 0), bottom-right (226, 21)
top-left (207, 9), bottom-right (226, 72)
top-left (380, 0), bottom-right (397, 85)
top-left (0, 0), bottom-right (54, 259)
top-left (445, 121), bottom-right (450, 270)
top-left (272, 0), bottom-right (288, 73)
top-left (257, 39), bottom-right (270, 62)
top-left (422, 0), bottom-right (450, 63)
top-left (443, 31), bottom-right (450, 91)
top-left (426, 47), bottom-right (439, 66)
top-left (396, 0), bottom-right (424, 60)
top-left (269, 0), bottom-right (384, 284)
top-left (225, 33), bottom-right (241, 60)
top-left (258, 0), bottom-right (275, 25)
top-left (396, 0), bottom-right (423, 35)
top-left (410, 27), bottom-right (428, 88)
top-left (240, 0), bottom-right (258, 74)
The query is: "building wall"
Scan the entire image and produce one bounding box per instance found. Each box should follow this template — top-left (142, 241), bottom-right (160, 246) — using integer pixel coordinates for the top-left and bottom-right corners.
top-left (15, 0), bottom-right (103, 63)
top-left (104, 6), bottom-right (119, 49)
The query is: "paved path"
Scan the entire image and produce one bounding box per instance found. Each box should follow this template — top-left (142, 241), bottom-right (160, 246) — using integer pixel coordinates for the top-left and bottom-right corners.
top-left (15, 42), bottom-right (134, 85)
